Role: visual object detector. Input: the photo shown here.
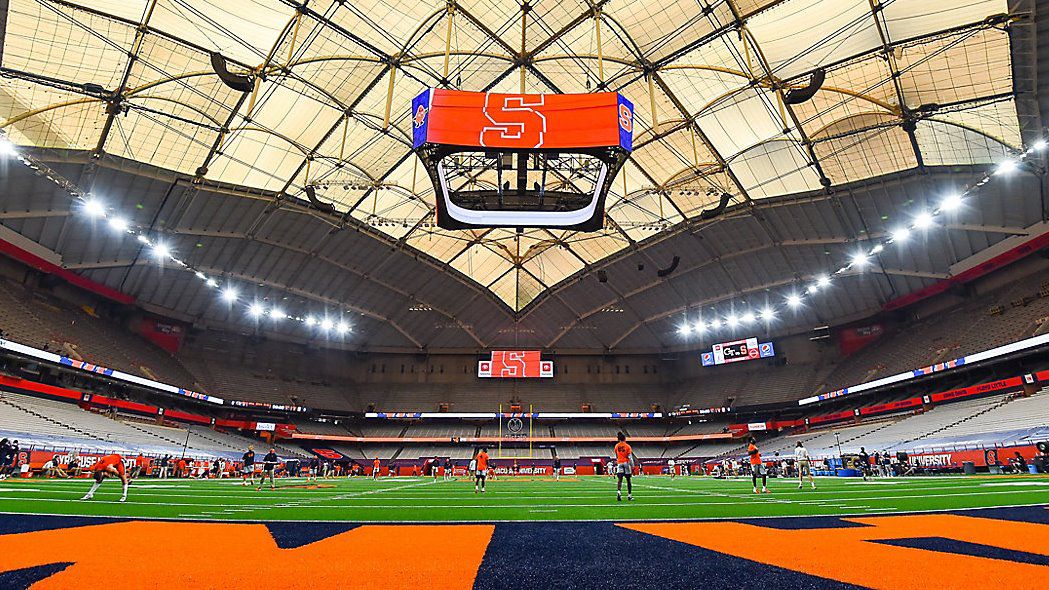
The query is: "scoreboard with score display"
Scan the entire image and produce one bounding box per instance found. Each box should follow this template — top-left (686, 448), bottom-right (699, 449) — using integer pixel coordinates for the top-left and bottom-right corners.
top-left (478, 350), bottom-right (553, 378)
top-left (701, 338), bottom-right (775, 367)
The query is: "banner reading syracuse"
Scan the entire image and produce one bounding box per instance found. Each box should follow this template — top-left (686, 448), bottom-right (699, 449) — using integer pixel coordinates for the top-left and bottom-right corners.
top-left (413, 89), bottom-right (633, 151)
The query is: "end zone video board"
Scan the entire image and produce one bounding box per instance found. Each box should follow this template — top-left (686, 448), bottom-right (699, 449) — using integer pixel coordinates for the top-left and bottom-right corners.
top-left (478, 351), bottom-right (553, 378)
top-left (700, 338), bottom-right (775, 367)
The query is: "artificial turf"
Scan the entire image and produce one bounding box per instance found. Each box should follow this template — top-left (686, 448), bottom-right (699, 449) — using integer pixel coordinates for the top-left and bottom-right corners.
top-left (0, 473), bottom-right (1046, 523)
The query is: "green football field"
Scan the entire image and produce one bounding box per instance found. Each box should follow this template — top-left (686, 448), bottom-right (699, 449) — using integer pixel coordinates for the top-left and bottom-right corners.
top-left (0, 474), bottom-right (1045, 522)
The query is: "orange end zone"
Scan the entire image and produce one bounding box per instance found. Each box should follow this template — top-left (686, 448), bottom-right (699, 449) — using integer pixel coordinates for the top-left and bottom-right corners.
top-left (622, 513), bottom-right (1049, 590)
top-left (0, 508), bottom-right (1047, 589)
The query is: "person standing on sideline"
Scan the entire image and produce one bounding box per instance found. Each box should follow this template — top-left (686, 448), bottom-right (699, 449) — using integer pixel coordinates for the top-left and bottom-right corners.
top-left (257, 448), bottom-right (278, 491)
top-left (473, 448), bottom-right (490, 493)
top-left (857, 447), bottom-right (872, 481)
top-left (748, 436), bottom-right (769, 494)
top-left (241, 447), bottom-right (256, 486)
top-left (795, 441), bottom-right (816, 489)
top-left (613, 432), bottom-right (636, 502)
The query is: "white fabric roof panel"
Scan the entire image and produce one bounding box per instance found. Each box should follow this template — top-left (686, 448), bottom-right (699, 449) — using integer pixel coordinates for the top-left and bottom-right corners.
top-left (0, 0), bottom-right (1030, 316)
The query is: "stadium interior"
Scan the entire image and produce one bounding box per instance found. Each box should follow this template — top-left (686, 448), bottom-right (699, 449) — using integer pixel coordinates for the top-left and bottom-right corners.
top-left (0, 0), bottom-right (1048, 588)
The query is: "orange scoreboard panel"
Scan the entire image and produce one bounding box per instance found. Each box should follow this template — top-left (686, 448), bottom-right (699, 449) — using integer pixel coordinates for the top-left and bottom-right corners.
top-left (412, 89), bottom-right (632, 151)
top-left (477, 351), bottom-right (554, 378)
top-left (411, 88), bottom-right (633, 231)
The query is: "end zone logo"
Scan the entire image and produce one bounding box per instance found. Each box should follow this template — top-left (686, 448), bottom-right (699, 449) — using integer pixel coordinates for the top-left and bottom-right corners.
top-left (413, 104), bottom-right (427, 128)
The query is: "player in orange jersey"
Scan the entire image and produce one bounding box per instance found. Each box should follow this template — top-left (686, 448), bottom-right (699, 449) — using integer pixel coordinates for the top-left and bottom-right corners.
top-left (748, 436), bottom-right (769, 494)
top-left (81, 454), bottom-right (129, 502)
top-left (373, 457), bottom-right (381, 480)
top-left (473, 447), bottom-right (489, 493)
top-left (613, 432), bottom-right (636, 502)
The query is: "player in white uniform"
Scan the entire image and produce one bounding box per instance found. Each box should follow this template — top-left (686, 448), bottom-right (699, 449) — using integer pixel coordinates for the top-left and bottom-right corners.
top-left (795, 441), bottom-right (816, 489)
top-left (667, 458), bottom-right (676, 478)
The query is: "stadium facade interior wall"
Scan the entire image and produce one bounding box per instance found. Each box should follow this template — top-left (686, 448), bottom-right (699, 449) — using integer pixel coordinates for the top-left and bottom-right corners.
top-left (0, 248), bottom-right (1047, 467)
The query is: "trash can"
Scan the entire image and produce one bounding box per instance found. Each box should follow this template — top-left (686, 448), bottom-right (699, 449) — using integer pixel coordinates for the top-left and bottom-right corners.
top-left (1029, 464), bottom-right (1039, 475)
top-left (963, 461), bottom-right (976, 475)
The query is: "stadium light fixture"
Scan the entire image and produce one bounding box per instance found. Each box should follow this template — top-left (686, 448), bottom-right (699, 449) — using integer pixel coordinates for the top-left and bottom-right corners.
top-left (269, 308), bottom-right (284, 321)
top-left (850, 252), bottom-right (868, 268)
top-left (759, 306), bottom-right (775, 321)
top-left (786, 294), bottom-right (803, 308)
top-left (709, 318), bottom-right (722, 330)
top-left (221, 287), bottom-right (238, 303)
top-left (136, 235), bottom-right (150, 245)
top-left (871, 244), bottom-right (884, 254)
top-left (151, 243), bottom-right (171, 259)
top-left (1033, 139), bottom-right (1047, 152)
top-left (940, 193), bottom-right (963, 212)
top-left (995, 159), bottom-right (1017, 175)
top-left (891, 227), bottom-right (911, 242)
top-left (205, 278), bottom-right (218, 288)
top-left (320, 318), bottom-right (334, 332)
top-left (108, 217), bottom-right (129, 232)
top-left (694, 321), bottom-right (707, 333)
top-left (913, 211), bottom-right (934, 229)
top-left (740, 311), bottom-right (756, 324)
top-left (726, 314), bottom-right (740, 328)
top-left (305, 316), bottom-right (317, 327)
top-left (336, 322), bottom-right (350, 335)
top-left (248, 303), bottom-right (264, 318)
top-left (678, 323), bottom-right (692, 336)
top-left (817, 275), bottom-right (831, 288)
top-left (0, 136), bottom-right (16, 157)
top-left (806, 285), bottom-right (819, 295)
top-left (82, 199), bottom-right (105, 218)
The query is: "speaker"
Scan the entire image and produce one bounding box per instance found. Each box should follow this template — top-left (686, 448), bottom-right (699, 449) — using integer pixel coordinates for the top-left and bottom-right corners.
top-left (784, 68), bottom-right (825, 104)
top-left (699, 192), bottom-right (732, 220)
top-left (656, 255), bottom-right (680, 278)
top-left (304, 185), bottom-right (336, 214)
top-left (1037, 441), bottom-right (1049, 454)
top-left (596, 270), bottom-right (608, 283)
top-left (209, 52), bottom-right (254, 93)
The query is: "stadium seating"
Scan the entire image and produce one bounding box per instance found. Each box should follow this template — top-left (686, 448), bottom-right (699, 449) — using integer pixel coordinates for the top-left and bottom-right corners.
top-left (818, 275), bottom-right (1049, 394)
top-left (0, 280), bottom-right (199, 388)
top-left (551, 422), bottom-right (621, 437)
top-left (0, 390), bottom-right (302, 458)
top-left (669, 363), bottom-right (831, 409)
top-left (909, 388), bottom-right (1049, 447)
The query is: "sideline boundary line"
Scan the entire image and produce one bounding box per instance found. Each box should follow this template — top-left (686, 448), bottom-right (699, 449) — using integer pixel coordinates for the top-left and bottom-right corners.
top-left (0, 502), bottom-right (1044, 525)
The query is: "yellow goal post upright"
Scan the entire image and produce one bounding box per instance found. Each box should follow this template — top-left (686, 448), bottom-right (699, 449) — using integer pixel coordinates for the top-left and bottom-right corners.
top-left (497, 403), bottom-right (533, 459)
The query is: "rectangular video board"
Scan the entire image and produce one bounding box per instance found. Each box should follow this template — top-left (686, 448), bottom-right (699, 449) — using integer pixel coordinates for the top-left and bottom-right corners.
top-left (700, 338), bottom-right (775, 367)
top-left (478, 350), bottom-right (553, 378)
